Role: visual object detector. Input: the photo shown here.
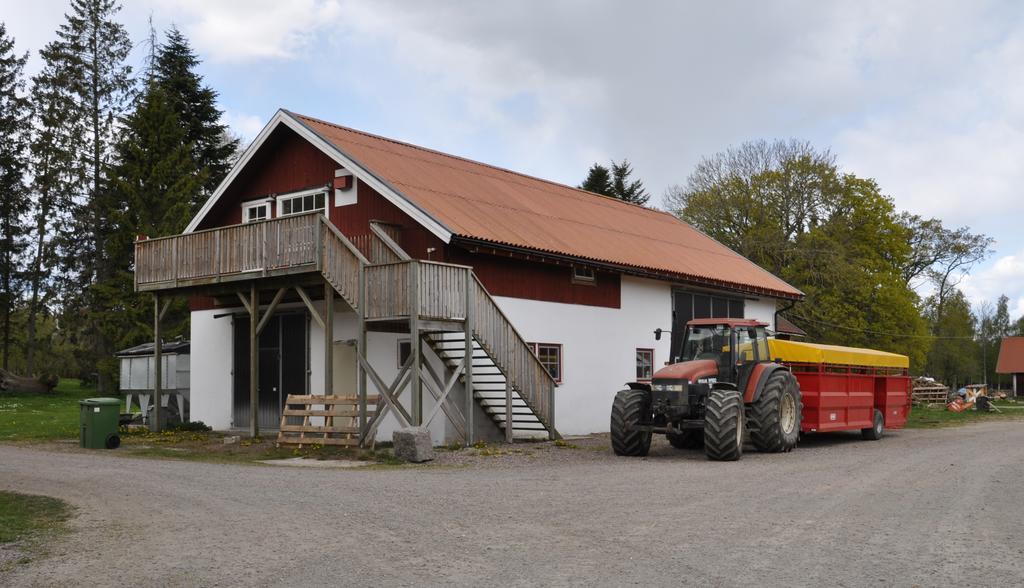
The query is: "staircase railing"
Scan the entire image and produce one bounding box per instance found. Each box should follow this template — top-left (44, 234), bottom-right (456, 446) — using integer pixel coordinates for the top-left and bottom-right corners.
top-left (469, 275), bottom-right (556, 433)
top-left (317, 216), bottom-right (369, 308)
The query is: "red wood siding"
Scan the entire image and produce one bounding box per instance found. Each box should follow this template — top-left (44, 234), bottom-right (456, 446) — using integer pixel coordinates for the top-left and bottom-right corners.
top-left (448, 249), bottom-right (621, 308)
top-left (192, 124), bottom-right (621, 309)
top-left (198, 126), bottom-right (337, 230)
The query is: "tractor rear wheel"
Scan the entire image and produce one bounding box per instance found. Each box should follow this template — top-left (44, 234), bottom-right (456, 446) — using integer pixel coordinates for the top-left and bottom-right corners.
top-left (862, 409), bottom-right (884, 440)
top-left (749, 370), bottom-right (801, 453)
top-left (667, 429), bottom-right (703, 449)
top-left (611, 389), bottom-right (652, 456)
top-left (703, 388), bottom-right (744, 461)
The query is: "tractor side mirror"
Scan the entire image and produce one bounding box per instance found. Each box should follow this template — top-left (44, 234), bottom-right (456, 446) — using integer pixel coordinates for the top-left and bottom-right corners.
top-left (654, 328), bottom-right (662, 341)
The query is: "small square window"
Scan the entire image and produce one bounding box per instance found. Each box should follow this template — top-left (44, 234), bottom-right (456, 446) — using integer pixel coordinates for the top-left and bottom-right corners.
top-left (572, 266), bottom-right (596, 285)
top-left (242, 201), bottom-right (269, 223)
top-left (530, 342), bottom-right (562, 383)
top-left (636, 348), bottom-right (654, 381)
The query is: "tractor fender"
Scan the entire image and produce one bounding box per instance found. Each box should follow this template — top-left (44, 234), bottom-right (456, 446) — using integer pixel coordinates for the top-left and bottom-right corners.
top-left (626, 382), bottom-right (652, 392)
top-left (743, 363), bottom-right (791, 404)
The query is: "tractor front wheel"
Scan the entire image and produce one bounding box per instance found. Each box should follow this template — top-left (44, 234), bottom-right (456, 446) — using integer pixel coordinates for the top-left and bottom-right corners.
top-left (704, 388), bottom-right (744, 461)
top-left (611, 389), bottom-right (652, 456)
top-left (749, 370), bottom-right (801, 453)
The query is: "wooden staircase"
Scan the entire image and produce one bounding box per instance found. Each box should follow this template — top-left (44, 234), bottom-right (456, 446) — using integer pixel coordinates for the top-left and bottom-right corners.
top-left (426, 333), bottom-right (550, 439)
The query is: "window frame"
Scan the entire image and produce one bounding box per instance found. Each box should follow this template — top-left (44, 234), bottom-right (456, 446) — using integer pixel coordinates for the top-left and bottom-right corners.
top-left (530, 342), bottom-right (563, 383)
top-left (571, 266), bottom-right (596, 285)
top-left (277, 187), bottom-right (328, 218)
top-left (635, 348), bottom-right (654, 382)
top-left (397, 339), bottom-right (412, 369)
top-left (241, 199), bottom-right (271, 224)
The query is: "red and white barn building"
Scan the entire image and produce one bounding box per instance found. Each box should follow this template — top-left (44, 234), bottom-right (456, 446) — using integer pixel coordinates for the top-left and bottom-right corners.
top-left (134, 109), bottom-right (802, 445)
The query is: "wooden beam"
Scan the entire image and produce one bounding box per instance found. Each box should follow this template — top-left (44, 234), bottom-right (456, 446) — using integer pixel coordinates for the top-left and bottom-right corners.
top-left (324, 281), bottom-right (334, 400)
top-left (294, 285), bottom-right (325, 329)
top-left (464, 276), bottom-right (474, 445)
top-left (151, 293), bottom-right (163, 432)
top-left (249, 284), bottom-right (259, 438)
top-left (409, 262), bottom-right (421, 425)
top-left (236, 291), bottom-right (252, 315)
top-left (358, 353), bottom-right (413, 426)
top-left (421, 355), bottom-right (466, 439)
top-left (357, 266), bottom-right (368, 440)
top-left (158, 298), bottom-right (172, 322)
top-left (255, 288), bottom-right (287, 336)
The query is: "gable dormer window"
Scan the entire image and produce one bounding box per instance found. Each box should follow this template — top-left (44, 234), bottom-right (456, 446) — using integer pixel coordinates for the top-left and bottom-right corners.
top-left (572, 266), bottom-right (596, 285)
top-left (278, 188), bottom-right (327, 217)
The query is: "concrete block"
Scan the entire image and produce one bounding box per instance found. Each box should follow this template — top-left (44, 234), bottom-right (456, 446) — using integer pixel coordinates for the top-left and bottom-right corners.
top-left (223, 435), bottom-right (241, 445)
top-left (393, 427), bottom-right (434, 463)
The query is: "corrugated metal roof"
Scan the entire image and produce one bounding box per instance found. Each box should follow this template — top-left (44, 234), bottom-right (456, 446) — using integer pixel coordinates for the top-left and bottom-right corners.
top-left (997, 337), bottom-right (1024, 373)
top-left (292, 112), bottom-right (804, 299)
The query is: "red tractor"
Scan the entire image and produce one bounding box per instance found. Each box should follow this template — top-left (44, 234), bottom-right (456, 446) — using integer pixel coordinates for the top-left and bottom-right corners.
top-left (611, 319), bottom-right (800, 461)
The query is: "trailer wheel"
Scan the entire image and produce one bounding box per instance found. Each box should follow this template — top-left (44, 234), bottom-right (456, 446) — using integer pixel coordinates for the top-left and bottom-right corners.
top-left (611, 389), bottom-right (652, 456)
top-left (862, 409), bottom-right (884, 440)
top-left (749, 370), bottom-right (801, 453)
top-left (667, 429), bottom-right (703, 449)
top-left (704, 388), bottom-right (744, 461)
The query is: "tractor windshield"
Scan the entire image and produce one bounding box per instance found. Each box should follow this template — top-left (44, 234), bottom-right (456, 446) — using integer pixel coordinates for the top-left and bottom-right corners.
top-left (680, 325), bottom-right (731, 363)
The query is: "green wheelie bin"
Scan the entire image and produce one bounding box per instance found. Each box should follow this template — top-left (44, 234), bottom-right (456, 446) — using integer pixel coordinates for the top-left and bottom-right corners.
top-left (79, 398), bottom-right (122, 449)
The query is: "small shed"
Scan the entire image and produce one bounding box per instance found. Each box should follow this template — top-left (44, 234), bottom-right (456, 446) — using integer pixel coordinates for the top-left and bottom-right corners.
top-left (774, 315), bottom-right (807, 340)
top-left (115, 340), bottom-right (191, 421)
top-left (996, 337), bottom-right (1024, 397)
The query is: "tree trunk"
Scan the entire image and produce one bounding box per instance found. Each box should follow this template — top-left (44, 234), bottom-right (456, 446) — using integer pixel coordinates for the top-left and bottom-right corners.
top-left (0, 368), bottom-right (58, 395)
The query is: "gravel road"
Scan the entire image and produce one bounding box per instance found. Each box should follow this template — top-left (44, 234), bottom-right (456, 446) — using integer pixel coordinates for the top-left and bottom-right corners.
top-left (2, 422), bottom-right (1023, 587)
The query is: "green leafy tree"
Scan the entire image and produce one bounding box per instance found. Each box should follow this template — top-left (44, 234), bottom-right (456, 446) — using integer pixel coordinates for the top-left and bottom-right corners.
top-left (153, 26), bottom-right (239, 211)
top-left (669, 139), bottom-right (930, 368)
top-left (579, 163), bottom-right (613, 196)
top-left (925, 290), bottom-right (978, 387)
top-left (0, 23), bottom-right (32, 370)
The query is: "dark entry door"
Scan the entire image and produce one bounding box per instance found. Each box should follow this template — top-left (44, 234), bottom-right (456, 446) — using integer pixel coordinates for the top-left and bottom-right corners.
top-left (233, 313), bottom-right (308, 430)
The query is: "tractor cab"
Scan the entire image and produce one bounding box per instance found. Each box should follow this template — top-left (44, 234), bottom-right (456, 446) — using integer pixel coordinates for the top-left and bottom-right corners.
top-left (673, 319), bottom-right (771, 386)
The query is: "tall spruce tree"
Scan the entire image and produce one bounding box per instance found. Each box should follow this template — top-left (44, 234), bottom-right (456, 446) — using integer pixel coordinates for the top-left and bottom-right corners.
top-left (609, 159), bottom-right (650, 205)
top-left (44, 0), bottom-right (133, 390)
top-left (0, 23), bottom-right (32, 370)
top-left (26, 29), bottom-right (88, 377)
top-left (94, 82), bottom-right (202, 382)
top-left (153, 26), bottom-right (238, 212)
top-left (579, 163), bottom-right (613, 197)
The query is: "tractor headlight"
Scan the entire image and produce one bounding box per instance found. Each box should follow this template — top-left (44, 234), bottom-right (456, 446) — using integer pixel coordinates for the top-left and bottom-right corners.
top-left (652, 380), bottom-right (686, 392)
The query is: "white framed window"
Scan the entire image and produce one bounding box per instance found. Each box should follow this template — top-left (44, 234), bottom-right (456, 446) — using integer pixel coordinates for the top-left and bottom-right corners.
top-left (636, 348), bottom-right (654, 381)
top-left (572, 266), bottom-right (596, 285)
top-left (529, 342), bottom-right (563, 383)
top-left (241, 200), bottom-right (270, 223)
top-left (278, 188), bottom-right (327, 217)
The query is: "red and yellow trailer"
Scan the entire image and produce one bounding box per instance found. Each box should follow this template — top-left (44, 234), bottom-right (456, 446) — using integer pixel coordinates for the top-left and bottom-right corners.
top-left (768, 339), bottom-right (911, 434)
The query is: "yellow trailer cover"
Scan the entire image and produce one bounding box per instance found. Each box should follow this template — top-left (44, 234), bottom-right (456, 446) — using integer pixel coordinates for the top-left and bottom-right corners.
top-left (767, 339), bottom-right (909, 369)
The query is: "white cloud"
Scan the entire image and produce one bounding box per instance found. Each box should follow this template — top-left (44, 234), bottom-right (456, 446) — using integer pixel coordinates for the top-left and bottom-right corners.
top-left (961, 250), bottom-right (1024, 320)
top-left (222, 110), bottom-right (265, 142)
top-left (155, 0), bottom-right (344, 63)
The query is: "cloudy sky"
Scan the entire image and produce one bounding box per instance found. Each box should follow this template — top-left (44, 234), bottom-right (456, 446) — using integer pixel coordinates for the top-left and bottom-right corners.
top-left (5, 0), bottom-right (1024, 318)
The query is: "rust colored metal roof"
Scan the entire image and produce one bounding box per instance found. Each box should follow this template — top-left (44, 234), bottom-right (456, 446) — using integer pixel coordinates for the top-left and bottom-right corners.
top-left (292, 112), bottom-right (803, 300)
top-left (775, 315), bottom-right (808, 336)
top-left (997, 337), bottom-right (1024, 373)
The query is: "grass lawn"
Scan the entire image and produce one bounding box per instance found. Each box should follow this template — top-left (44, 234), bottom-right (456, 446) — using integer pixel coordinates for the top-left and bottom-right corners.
top-left (904, 399), bottom-right (1024, 429)
top-left (0, 491), bottom-right (73, 570)
top-left (0, 379), bottom-right (98, 442)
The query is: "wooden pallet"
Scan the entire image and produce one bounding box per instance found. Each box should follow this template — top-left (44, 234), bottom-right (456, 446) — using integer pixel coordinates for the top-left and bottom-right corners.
top-left (912, 385), bottom-right (949, 405)
top-left (276, 394), bottom-right (379, 448)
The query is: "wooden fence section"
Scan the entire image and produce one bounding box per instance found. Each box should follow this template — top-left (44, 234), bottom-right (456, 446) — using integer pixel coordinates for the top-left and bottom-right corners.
top-left (419, 262), bottom-right (468, 320)
top-left (364, 261), bottom-right (411, 319)
top-left (319, 220), bottom-right (368, 308)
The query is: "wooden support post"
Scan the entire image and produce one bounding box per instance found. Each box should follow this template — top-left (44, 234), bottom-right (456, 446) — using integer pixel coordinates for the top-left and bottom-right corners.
top-left (324, 280), bottom-right (334, 398)
top-left (151, 293), bottom-right (162, 432)
top-left (464, 275), bottom-right (474, 446)
top-left (409, 262), bottom-right (422, 426)
top-left (357, 266), bottom-right (368, 440)
top-left (249, 283), bottom-right (260, 438)
top-left (506, 353), bottom-right (514, 444)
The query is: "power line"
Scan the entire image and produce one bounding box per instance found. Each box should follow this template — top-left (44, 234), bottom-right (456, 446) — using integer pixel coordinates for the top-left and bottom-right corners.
top-left (787, 314), bottom-right (977, 340)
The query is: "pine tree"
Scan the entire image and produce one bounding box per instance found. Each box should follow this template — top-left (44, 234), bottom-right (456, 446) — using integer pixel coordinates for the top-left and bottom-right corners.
top-left (609, 159), bottom-right (650, 205)
top-left (579, 163), bottom-right (613, 197)
top-left (154, 26), bottom-right (239, 212)
top-left (43, 0), bottom-right (133, 390)
top-left (94, 82), bottom-right (203, 382)
top-left (0, 23), bottom-right (32, 370)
